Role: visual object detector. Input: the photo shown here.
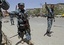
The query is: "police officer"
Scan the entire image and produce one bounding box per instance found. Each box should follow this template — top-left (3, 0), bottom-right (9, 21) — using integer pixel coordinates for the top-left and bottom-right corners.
top-left (17, 2), bottom-right (27, 41)
top-left (18, 3), bottom-right (33, 45)
top-left (9, 3), bottom-right (32, 44)
top-left (0, 0), bottom-right (9, 44)
top-left (44, 2), bottom-right (55, 37)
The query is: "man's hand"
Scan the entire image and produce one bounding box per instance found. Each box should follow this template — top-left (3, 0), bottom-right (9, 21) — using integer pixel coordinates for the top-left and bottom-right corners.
top-left (45, 2), bottom-right (48, 9)
top-left (45, 2), bottom-right (47, 5)
top-left (45, 2), bottom-right (47, 6)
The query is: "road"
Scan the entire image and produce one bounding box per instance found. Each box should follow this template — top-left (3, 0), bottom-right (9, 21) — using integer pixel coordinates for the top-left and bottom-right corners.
top-left (2, 17), bottom-right (64, 45)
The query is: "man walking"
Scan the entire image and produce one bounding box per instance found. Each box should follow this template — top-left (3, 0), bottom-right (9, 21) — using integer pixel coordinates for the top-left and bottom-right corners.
top-left (44, 2), bottom-right (55, 37)
top-left (9, 2), bottom-right (33, 45)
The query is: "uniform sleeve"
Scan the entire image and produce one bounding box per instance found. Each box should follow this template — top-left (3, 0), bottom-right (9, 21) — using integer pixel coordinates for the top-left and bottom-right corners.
top-left (24, 11), bottom-right (28, 19)
top-left (45, 5), bottom-right (49, 12)
top-left (9, 10), bottom-right (19, 15)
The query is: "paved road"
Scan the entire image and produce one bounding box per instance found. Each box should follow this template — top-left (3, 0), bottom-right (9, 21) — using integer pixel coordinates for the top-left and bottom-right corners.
top-left (2, 17), bottom-right (64, 45)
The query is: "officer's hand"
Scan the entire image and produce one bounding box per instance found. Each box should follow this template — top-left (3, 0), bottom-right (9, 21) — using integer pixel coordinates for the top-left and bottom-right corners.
top-left (45, 2), bottom-right (46, 4)
top-left (45, 2), bottom-right (47, 6)
top-left (45, 2), bottom-right (47, 8)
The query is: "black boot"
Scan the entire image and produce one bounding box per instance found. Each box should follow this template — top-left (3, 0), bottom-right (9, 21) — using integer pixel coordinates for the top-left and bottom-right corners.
top-left (44, 31), bottom-right (49, 36)
top-left (44, 31), bottom-right (51, 37)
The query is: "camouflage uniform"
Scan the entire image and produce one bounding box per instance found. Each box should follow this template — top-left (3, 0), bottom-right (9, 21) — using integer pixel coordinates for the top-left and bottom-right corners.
top-left (44, 2), bottom-right (55, 37)
top-left (9, 3), bottom-right (31, 40)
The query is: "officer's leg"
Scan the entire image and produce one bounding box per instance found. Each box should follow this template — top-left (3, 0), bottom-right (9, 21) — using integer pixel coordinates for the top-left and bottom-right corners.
top-left (26, 23), bottom-right (31, 35)
top-left (25, 29), bottom-right (33, 45)
top-left (21, 31), bottom-right (24, 41)
top-left (0, 21), bottom-right (2, 45)
top-left (18, 27), bottom-right (24, 40)
top-left (44, 18), bottom-right (49, 36)
top-left (17, 22), bottom-right (20, 38)
top-left (17, 22), bottom-right (19, 35)
top-left (11, 19), bottom-right (13, 25)
top-left (20, 30), bottom-right (25, 44)
top-left (10, 19), bottom-right (12, 25)
top-left (51, 18), bottom-right (53, 27)
top-left (12, 19), bottom-right (14, 25)
top-left (11, 19), bottom-right (14, 25)
top-left (27, 28), bottom-right (31, 35)
top-left (48, 18), bottom-right (53, 32)
top-left (44, 18), bottom-right (51, 36)
top-left (44, 18), bottom-right (51, 37)
top-left (47, 18), bottom-right (51, 33)
top-left (18, 28), bottom-right (20, 36)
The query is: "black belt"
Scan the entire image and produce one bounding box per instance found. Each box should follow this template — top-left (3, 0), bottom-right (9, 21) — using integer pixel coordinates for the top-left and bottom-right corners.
top-left (48, 17), bottom-right (54, 18)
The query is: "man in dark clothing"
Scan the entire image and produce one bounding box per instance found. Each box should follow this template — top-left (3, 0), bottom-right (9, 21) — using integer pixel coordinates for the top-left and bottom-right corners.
top-left (44, 2), bottom-right (55, 37)
top-left (9, 3), bottom-right (32, 44)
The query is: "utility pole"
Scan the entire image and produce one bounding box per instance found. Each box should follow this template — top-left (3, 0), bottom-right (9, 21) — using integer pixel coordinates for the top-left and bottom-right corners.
top-left (15, 5), bottom-right (17, 10)
top-left (40, 3), bottom-right (43, 16)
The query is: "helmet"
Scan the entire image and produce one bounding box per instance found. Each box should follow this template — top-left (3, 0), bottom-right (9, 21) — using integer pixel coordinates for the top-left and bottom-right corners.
top-left (18, 3), bottom-right (24, 6)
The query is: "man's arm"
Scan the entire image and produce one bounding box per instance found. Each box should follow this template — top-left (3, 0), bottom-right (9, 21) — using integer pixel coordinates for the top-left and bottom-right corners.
top-left (45, 2), bottom-right (49, 12)
top-left (8, 9), bottom-right (19, 15)
top-left (9, 11), bottom-right (18, 15)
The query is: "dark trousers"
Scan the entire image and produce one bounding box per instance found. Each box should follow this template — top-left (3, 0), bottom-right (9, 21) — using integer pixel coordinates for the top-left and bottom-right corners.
top-left (47, 18), bottom-right (53, 32)
top-left (10, 19), bottom-right (14, 25)
top-left (0, 21), bottom-right (2, 44)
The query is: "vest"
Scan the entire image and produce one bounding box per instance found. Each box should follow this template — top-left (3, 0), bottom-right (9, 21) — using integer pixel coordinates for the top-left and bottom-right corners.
top-left (47, 8), bottom-right (54, 18)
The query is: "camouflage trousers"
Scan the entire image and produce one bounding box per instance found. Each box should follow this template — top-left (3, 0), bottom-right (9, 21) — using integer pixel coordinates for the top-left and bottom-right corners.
top-left (47, 18), bottom-right (53, 32)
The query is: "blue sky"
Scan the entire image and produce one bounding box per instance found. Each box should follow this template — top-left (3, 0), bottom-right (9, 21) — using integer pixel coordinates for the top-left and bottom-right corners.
top-left (7, 0), bottom-right (64, 11)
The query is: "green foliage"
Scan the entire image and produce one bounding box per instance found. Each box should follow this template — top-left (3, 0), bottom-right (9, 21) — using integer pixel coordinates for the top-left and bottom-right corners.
top-left (27, 5), bottom-right (64, 15)
top-left (54, 7), bottom-right (64, 15)
top-left (27, 8), bottom-right (40, 15)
